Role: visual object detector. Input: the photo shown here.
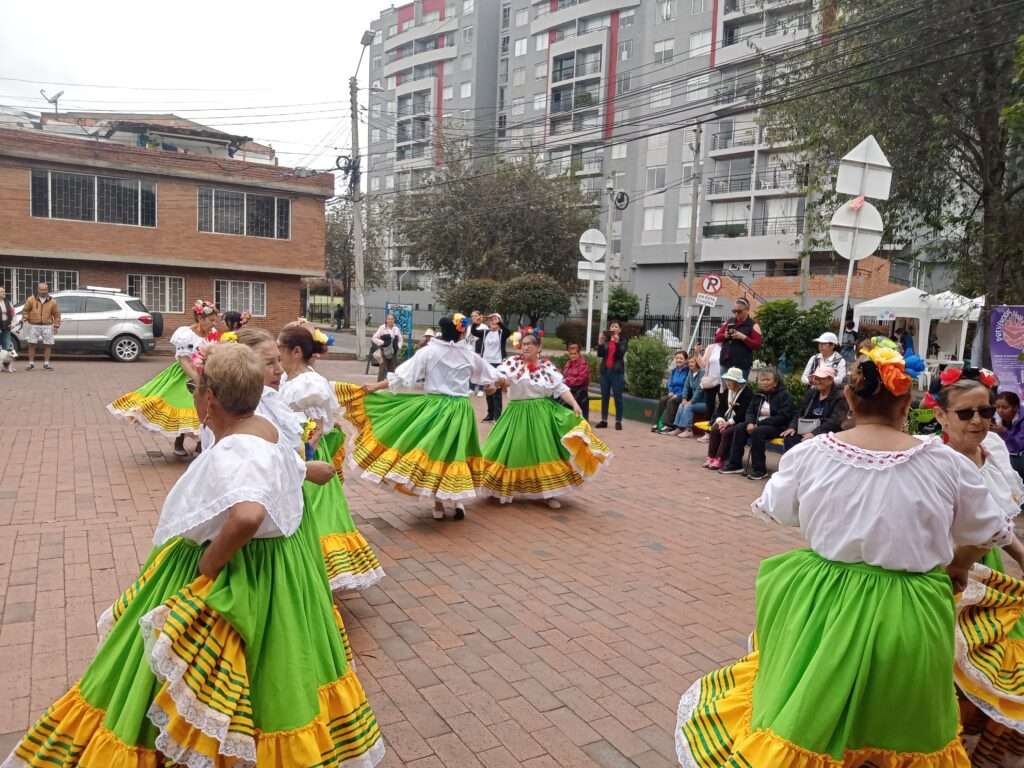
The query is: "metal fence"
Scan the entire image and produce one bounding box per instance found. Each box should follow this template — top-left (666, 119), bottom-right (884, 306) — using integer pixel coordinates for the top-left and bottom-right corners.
top-left (640, 312), bottom-right (723, 350)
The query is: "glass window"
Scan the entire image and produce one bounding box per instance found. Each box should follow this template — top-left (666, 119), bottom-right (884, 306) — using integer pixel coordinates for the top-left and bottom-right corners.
top-left (461, 54), bottom-right (473, 70)
top-left (535, 33), bottom-right (548, 51)
top-left (658, 0), bottom-right (675, 22)
top-left (689, 29), bottom-right (711, 57)
top-left (463, 25), bottom-right (473, 42)
top-left (215, 280), bottom-right (266, 317)
top-left (443, 85), bottom-right (454, 100)
top-left (501, 5), bottom-right (511, 28)
top-left (198, 188), bottom-right (289, 239)
top-left (619, 40), bottom-right (633, 61)
top-left (374, 29), bottom-right (383, 44)
top-left (276, 199), bottom-right (290, 239)
top-left (691, 0), bottom-right (708, 12)
top-left (385, 175), bottom-right (395, 189)
top-left (514, 38), bottom-right (527, 56)
top-left (83, 297), bottom-right (120, 314)
top-left (533, 93), bottom-right (546, 111)
top-left (141, 181), bottom-right (156, 227)
top-left (646, 166), bottom-right (667, 191)
top-left (616, 73), bottom-right (632, 95)
top-left (654, 38), bottom-right (675, 64)
top-left (246, 194), bottom-right (276, 238)
top-left (651, 84), bottom-right (672, 109)
top-left (535, 62), bottom-right (548, 79)
top-left (9, 268), bottom-right (78, 304)
top-left (387, 24), bottom-right (397, 36)
top-left (620, 8), bottom-right (635, 27)
top-left (686, 74), bottom-right (709, 101)
top-left (460, 81), bottom-right (472, 98)
top-left (443, 60), bottom-right (454, 76)
top-left (644, 207), bottom-right (664, 230)
top-left (462, 0), bottom-right (473, 14)
top-left (51, 295), bottom-right (84, 314)
top-left (127, 274), bottom-right (185, 313)
top-left (611, 143), bottom-right (627, 160)
top-left (213, 189), bottom-right (244, 235)
top-left (512, 67), bottom-right (526, 86)
top-left (97, 176), bottom-right (137, 226)
top-left (31, 170), bottom-right (48, 217)
top-left (515, 8), bottom-right (528, 25)
top-left (50, 171), bottom-right (95, 222)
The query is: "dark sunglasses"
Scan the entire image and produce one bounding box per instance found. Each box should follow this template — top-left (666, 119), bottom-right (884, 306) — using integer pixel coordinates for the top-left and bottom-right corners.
top-left (952, 406), bottom-right (996, 421)
top-left (186, 380), bottom-right (198, 394)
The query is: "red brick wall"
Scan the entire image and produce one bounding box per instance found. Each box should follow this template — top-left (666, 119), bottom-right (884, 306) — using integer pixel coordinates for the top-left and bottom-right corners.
top-left (0, 160), bottom-right (326, 275)
top-left (751, 256), bottom-right (906, 302)
top-left (0, 255), bottom-right (304, 339)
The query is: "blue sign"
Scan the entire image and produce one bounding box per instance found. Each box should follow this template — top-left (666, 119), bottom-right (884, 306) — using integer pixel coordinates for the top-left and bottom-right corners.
top-left (385, 303), bottom-right (414, 360)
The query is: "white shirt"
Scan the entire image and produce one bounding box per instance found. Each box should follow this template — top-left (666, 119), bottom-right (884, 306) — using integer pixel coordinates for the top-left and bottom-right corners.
top-left (170, 326), bottom-right (205, 359)
top-left (497, 356), bottom-right (570, 400)
top-left (752, 432), bottom-right (1011, 572)
top-left (482, 330), bottom-right (503, 364)
top-left (200, 386), bottom-right (306, 453)
top-left (801, 351), bottom-right (848, 386)
top-left (153, 432), bottom-right (305, 546)
top-left (372, 323), bottom-right (403, 350)
top-left (388, 337), bottom-right (502, 397)
top-left (980, 432), bottom-right (1024, 521)
top-left (279, 369), bottom-right (343, 430)
top-left (701, 343), bottom-right (722, 389)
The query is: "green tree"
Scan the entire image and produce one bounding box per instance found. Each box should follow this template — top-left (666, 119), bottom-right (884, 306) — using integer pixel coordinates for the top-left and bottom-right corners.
top-left (756, 300), bottom-right (837, 370)
top-left (440, 279), bottom-right (499, 314)
top-left (625, 335), bottom-right (671, 399)
top-left (763, 0), bottom-right (1024, 312)
top-left (386, 152), bottom-right (597, 285)
top-left (493, 274), bottom-right (571, 326)
top-left (325, 203), bottom-right (387, 327)
top-left (607, 287), bottom-right (640, 321)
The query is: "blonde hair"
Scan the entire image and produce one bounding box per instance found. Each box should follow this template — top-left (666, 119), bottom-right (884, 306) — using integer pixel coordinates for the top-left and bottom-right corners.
top-left (234, 327), bottom-right (274, 348)
top-left (201, 343), bottom-right (263, 415)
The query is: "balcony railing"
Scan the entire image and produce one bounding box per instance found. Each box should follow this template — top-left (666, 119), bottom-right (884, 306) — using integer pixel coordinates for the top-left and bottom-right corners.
top-left (574, 90), bottom-right (600, 109)
top-left (575, 59), bottom-right (602, 78)
top-left (551, 100), bottom-right (573, 114)
top-left (703, 221), bottom-right (749, 238)
top-left (723, 0), bottom-right (763, 14)
top-left (552, 67), bottom-right (576, 83)
top-left (714, 82), bottom-right (757, 105)
top-left (710, 128), bottom-right (758, 150)
top-left (706, 174), bottom-right (752, 195)
top-left (750, 215), bottom-right (804, 236)
top-left (755, 166), bottom-right (807, 191)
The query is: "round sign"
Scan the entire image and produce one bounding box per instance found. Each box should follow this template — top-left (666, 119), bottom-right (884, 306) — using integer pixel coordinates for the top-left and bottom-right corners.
top-left (829, 200), bottom-right (883, 262)
top-left (701, 274), bottom-right (722, 295)
top-left (578, 228), bottom-right (607, 263)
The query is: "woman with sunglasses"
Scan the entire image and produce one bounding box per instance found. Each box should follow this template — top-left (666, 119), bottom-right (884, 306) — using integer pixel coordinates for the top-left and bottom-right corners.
top-left (5, 342), bottom-right (385, 768)
top-left (931, 371), bottom-right (1024, 762)
top-left (108, 299), bottom-right (219, 457)
top-left (677, 339), bottom-right (1011, 766)
top-left (276, 324), bottom-right (385, 593)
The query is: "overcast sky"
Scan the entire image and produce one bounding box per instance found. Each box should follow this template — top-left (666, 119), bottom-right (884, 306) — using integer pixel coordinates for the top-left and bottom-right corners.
top-left (0, 0), bottom-right (397, 172)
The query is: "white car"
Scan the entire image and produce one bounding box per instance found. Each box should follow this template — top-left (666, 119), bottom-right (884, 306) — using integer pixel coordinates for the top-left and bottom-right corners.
top-left (13, 287), bottom-right (161, 362)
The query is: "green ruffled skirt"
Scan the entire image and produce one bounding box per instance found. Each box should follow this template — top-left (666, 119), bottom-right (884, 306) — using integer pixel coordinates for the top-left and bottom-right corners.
top-left (107, 360), bottom-right (199, 438)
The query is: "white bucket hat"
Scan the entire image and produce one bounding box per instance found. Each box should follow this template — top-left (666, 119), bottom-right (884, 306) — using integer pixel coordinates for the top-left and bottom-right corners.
top-left (813, 332), bottom-right (839, 345)
top-left (722, 367), bottom-right (747, 384)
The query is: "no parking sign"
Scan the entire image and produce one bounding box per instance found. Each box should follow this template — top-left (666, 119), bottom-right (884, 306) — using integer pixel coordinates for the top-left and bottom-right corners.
top-left (701, 274), bottom-right (722, 295)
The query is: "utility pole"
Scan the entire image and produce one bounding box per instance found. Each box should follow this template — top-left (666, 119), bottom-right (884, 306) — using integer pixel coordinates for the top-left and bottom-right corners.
top-left (681, 123), bottom-right (702, 347)
top-left (349, 74), bottom-right (369, 360)
top-left (598, 176), bottom-right (616, 335)
top-left (797, 159), bottom-right (815, 309)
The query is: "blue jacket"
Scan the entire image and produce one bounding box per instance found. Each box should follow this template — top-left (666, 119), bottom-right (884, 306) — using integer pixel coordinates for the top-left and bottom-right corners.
top-left (680, 368), bottom-right (705, 403)
top-left (667, 366), bottom-right (689, 397)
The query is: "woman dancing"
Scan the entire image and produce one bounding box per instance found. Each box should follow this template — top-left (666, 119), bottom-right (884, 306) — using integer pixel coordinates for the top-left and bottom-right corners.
top-left (345, 314), bottom-right (502, 520)
top-left (930, 370), bottom-right (1024, 765)
top-left (479, 332), bottom-right (611, 508)
top-left (108, 299), bottom-right (218, 456)
top-left (4, 342), bottom-right (384, 768)
top-left (278, 324), bottom-right (385, 592)
top-left (676, 343), bottom-right (1011, 767)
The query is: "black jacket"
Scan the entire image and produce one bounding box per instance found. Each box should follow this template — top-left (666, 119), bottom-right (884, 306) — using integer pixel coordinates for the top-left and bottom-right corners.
top-left (790, 386), bottom-right (848, 436)
top-left (596, 336), bottom-right (629, 373)
top-left (472, 325), bottom-right (510, 361)
top-left (743, 387), bottom-right (795, 430)
top-left (712, 385), bottom-right (753, 424)
top-left (0, 299), bottom-right (13, 331)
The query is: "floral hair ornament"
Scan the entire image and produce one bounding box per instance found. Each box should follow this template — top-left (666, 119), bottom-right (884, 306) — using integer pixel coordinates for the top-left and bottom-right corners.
top-left (205, 328), bottom-right (221, 343)
top-left (220, 331), bottom-right (239, 343)
top-left (863, 344), bottom-right (913, 397)
top-left (238, 311), bottom-right (252, 328)
top-left (941, 366), bottom-right (999, 390)
top-left (311, 328), bottom-right (329, 345)
top-left (452, 313), bottom-right (470, 332)
top-left (191, 346), bottom-right (208, 376)
top-left (193, 299), bottom-right (217, 317)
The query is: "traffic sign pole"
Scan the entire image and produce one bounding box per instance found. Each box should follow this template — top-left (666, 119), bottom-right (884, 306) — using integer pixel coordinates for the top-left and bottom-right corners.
top-left (578, 228), bottom-right (608, 354)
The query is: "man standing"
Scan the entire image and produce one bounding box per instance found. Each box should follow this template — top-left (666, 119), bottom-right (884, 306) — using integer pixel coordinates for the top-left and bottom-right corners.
top-left (0, 286), bottom-right (15, 366)
top-left (714, 297), bottom-right (762, 379)
top-left (20, 282), bottom-right (60, 370)
top-left (333, 303), bottom-right (345, 331)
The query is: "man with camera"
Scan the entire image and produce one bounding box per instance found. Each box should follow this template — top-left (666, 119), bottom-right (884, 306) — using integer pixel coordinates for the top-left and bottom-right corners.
top-left (714, 297), bottom-right (761, 379)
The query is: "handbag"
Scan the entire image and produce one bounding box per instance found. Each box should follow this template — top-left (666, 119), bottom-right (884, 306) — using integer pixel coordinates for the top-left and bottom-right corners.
top-left (797, 418), bottom-right (821, 435)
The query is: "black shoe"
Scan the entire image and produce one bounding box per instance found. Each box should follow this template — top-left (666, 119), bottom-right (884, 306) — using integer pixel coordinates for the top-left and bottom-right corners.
top-left (453, 505), bottom-right (465, 521)
top-left (719, 465), bottom-right (745, 475)
top-left (482, 416), bottom-right (494, 422)
top-left (615, 422), bottom-right (622, 431)
top-left (747, 471), bottom-right (768, 480)
top-left (596, 421), bottom-right (608, 429)
top-left (650, 425), bottom-right (659, 433)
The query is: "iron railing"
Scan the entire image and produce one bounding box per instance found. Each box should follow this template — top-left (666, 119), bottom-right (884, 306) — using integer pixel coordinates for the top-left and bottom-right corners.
top-left (750, 216), bottom-right (804, 236)
top-left (706, 174), bottom-right (752, 195)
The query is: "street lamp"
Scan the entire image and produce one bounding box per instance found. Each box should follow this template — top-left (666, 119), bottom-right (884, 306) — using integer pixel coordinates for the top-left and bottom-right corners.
top-left (349, 29), bottom-right (376, 360)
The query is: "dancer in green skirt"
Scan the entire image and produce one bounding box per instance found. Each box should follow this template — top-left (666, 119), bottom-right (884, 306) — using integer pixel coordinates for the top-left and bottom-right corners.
top-left (676, 343), bottom-right (1011, 767)
top-left (348, 314), bottom-right (503, 520)
top-left (481, 332), bottom-right (611, 508)
top-left (4, 342), bottom-right (384, 768)
top-left (278, 324), bottom-right (385, 593)
top-left (107, 299), bottom-right (219, 456)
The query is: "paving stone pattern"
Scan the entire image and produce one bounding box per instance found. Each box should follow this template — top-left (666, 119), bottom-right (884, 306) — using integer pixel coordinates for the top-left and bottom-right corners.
top-left (0, 358), bottom-right (802, 766)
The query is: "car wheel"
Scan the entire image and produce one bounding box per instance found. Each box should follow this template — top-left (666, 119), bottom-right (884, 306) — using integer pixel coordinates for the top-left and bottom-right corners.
top-left (111, 335), bottom-right (143, 362)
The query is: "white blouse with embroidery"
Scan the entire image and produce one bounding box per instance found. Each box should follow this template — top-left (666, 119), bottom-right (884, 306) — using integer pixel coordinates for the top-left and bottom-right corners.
top-left (153, 432), bottom-right (305, 546)
top-left (170, 326), bottom-right (205, 360)
top-left (387, 337), bottom-right (502, 397)
top-left (497, 356), bottom-right (570, 400)
top-left (279, 369), bottom-right (342, 430)
top-left (200, 386), bottom-right (306, 454)
top-left (752, 432), bottom-right (1012, 572)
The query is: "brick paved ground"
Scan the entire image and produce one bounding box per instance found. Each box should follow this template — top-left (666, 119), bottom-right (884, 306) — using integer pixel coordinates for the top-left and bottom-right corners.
top-left (0, 357), bottom-right (802, 767)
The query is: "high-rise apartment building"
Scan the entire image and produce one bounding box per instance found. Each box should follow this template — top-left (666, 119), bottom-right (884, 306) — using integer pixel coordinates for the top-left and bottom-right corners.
top-left (366, 0), bottom-right (910, 315)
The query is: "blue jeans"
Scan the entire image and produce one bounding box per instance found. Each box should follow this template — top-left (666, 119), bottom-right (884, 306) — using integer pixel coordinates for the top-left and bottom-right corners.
top-left (600, 368), bottom-right (625, 423)
top-left (673, 401), bottom-right (708, 428)
top-left (0, 329), bottom-right (11, 351)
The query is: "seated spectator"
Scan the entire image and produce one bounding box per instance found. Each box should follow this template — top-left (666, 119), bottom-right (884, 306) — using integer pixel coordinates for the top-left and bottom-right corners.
top-left (801, 332), bottom-right (847, 386)
top-left (720, 367), bottom-right (794, 480)
top-left (994, 391), bottom-right (1024, 479)
top-left (697, 341), bottom-right (723, 444)
top-left (562, 342), bottom-right (592, 421)
top-left (781, 365), bottom-right (848, 451)
top-left (652, 351), bottom-right (689, 432)
top-left (703, 368), bottom-right (752, 470)
top-left (665, 357), bottom-right (707, 438)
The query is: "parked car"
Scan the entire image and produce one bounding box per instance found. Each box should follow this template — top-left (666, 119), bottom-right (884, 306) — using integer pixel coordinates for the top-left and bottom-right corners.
top-left (13, 287), bottom-right (161, 362)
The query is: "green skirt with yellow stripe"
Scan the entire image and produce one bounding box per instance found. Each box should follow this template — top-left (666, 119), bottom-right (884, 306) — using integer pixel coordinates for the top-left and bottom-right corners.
top-left (676, 549), bottom-right (969, 767)
top-left (2, 534), bottom-right (385, 768)
top-left (107, 359), bottom-right (199, 438)
top-left (480, 397), bottom-right (612, 502)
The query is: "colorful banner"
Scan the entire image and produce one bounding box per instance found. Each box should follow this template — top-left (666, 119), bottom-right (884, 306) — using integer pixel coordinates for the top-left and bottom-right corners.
top-left (990, 305), bottom-right (1024, 396)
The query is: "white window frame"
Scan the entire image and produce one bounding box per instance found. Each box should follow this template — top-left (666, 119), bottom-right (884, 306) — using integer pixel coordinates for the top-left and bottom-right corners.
top-left (462, 25), bottom-right (474, 42)
top-left (644, 207), bottom-right (664, 230)
top-left (654, 38), bottom-right (675, 63)
top-left (620, 8), bottom-right (635, 27)
top-left (533, 93), bottom-right (546, 111)
top-left (535, 33), bottom-right (549, 51)
top-left (611, 143), bottom-right (627, 160)
top-left (514, 37), bottom-right (528, 56)
top-left (619, 40), bottom-right (633, 61)
top-left (462, 0), bottom-right (474, 13)
top-left (460, 81), bottom-right (472, 98)
top-left (126, 274), bottom-right (186, 314)
top-left (214, 279), bottom-right (267, 317)
top-left (512, 67), bottom-right (526, 86)
top-left (677, 203), bottom-right (693, 229)
top-left (646, 166), bottom-right (667, 191)
top-left (658, 0), bottom-right (675, 22)
top-left (535, 62), bottom-right (548, 79)
top-left (691, 0), bottom-right (708, 12)
top-left (689, 29), bottom-right (711, 57)
top-left (515, 8), bottom-right (529, 26)
top-left (197, 187), bottom-right (291, 240)
top-left (1, 267), bottom-right (79, 305)
top-left (650, 84), bottom-right (672, 110)
top-left (686, 74), bottom-right (709, 101)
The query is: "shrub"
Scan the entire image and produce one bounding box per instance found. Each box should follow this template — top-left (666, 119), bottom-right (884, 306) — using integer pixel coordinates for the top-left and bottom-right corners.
top-left (756, 299), bottom-right (838, 370)
top-left (625, 335), bottom-right (671, 399)
top-left (782, 372), bottom-right (807, 404)
top-left (608, 287), bottom-right (641, 321)
top-left (440, 279), bottom-right (499, 314)
top-left (493, 274), bottom-right (571, 326)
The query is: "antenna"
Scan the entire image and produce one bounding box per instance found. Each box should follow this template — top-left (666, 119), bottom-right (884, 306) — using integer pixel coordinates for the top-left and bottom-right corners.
top-left (40, 89), bottom-right (64, 115)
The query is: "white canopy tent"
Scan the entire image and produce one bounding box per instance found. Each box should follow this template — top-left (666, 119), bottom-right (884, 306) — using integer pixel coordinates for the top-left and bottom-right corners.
top-left (852, 287), bottom-right (983, 363)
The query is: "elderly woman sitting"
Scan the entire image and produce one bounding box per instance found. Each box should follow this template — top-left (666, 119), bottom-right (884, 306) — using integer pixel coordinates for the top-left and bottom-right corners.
top-left (663, 357), bottom-right (706, 438)
top-left (781, 365), bottom-right (848, 452)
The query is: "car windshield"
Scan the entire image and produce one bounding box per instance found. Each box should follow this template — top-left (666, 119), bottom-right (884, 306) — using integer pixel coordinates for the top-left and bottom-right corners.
top-left (126, 300), bottom-right (146, 312)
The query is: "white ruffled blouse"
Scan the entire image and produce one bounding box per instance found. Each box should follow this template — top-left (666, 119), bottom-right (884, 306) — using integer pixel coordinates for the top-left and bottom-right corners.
top-left (200, 386), bottom-right (306, 454)
top-left (153, 432), bottom-right (305, 546)
top-left (170, 326), bottom-right (205, 360)
top-left (280, 369), bottom-right (342, 430)
top-left (497, 356), bottom-right (569, 400)
top-left (752, 432), bottom-right (1012, 572)
top-left (387, 337), bottom-right (502, 397)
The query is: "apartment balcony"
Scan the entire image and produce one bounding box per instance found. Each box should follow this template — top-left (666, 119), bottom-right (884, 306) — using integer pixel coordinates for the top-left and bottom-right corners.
top-left (531, 0), bottom-right (640, 35)
top-left (717, 15), bottom-right (812, 67)
top-left (575, 59), bottom-right (602, 78)
top-left (384, 15), bottom-right (458, 54)
top-left (750, 215), bottom-right (804, 237)
top-left (703, 220), bottom-right (748, 238)
top-left (552, 65), bottom-right (576, 84)
top-left (396, 124), bottom-right (430, 145)
top-left (384, 45), bottom-right (457, 78)
top-left (709, 127), bottom-right (759, 157)
top-left (705, 173), bottom-right (753, 199)
top-left (754, 165), bottom-right (807, 194)
top-left (548, 156), bottom-right (603, 176)
top-left (396, 77), bottom-right (435, 98)
top-left (713, 80), bottom-right (758, 107)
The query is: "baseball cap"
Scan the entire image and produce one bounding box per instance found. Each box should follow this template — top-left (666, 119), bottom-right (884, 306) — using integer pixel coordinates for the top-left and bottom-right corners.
top-left (813, 332), bottom-right (839, 345)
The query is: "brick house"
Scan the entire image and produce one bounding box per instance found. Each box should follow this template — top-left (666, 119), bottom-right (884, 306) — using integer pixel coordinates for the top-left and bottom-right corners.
top-left (0, 127), bottom-right (333, 337)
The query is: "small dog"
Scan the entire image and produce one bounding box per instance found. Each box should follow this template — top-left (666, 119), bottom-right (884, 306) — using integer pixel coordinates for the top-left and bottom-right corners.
top-left (0, 348), bottom-right (17, 372)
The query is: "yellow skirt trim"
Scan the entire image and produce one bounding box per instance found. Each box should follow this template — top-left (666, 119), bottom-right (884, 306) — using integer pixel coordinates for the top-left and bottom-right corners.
top-left (6, 686), bottom-right (161, 768)
top-left (562, 420), bottom-right (613, 478)
top-left (333, 606), bottom-right (355, 669)
top-left (321, 531), bottom-right (385, 592)
top-left (677, 650), bottom-right (970, 768)
top-left (351, 430), bottom-right (485, 501)
top-left (107, 392), bottom-right (199, 436)
top-left (480, 458), bottom-right (585, 500)
top-left (96, 541), bottom-right (177, 643)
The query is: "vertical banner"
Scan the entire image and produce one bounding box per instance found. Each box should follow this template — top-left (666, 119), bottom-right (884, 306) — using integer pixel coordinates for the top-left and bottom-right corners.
top-left (385, 302), bottom-right (414, 360)
top-left (990, 305), bottom-right (1024, 395)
